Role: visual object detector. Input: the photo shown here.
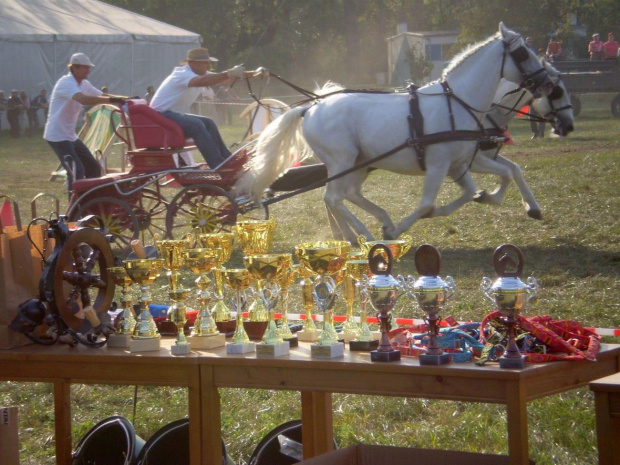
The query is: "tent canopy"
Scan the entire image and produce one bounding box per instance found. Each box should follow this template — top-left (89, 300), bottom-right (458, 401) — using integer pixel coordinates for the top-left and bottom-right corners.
top-left (0, 0), bottom-right (201, 98)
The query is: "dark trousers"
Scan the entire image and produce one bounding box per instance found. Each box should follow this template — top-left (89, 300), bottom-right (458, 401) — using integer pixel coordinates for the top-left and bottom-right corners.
top-left (530, 108), bottom-right (546, 137)
top-left (7, 110), bottom-right (20, 138)
top-left (47, 139), bottom-right (101, 194)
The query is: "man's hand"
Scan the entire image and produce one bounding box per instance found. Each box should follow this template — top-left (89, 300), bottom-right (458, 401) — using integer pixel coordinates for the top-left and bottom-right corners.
top-left (251, 67), bottom-right (270, 78)
top-left (226, 65), bottom-right (246, 79)
top-left (109, 97), bottom-right (126, 105)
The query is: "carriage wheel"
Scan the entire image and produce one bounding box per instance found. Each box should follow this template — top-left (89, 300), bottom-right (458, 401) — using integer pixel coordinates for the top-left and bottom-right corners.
top-left (611, 94), bottom-right (620, 118)
top-left (53, 228), bottom-right (116, 332)
top-left (133, 187), bottom-right (169, 244)
top-left (569, 94), bottom-right (581, 117)
top-left (76, 197), bottom-right (140, 255)
top-left (165, 184), bottom-right (239, 239)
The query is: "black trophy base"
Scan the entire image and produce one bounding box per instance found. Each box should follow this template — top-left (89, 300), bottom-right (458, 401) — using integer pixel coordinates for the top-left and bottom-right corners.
top-left (370, 349), bottom-right (401, 362)
top-left (284, 336), bottom-right (298, 348)
top-left (499, 354), bottom-right (526, 369)
top-left (349, 339), bottom-right (379, 352)
top-left (419, 352), bottom-right (452, 366)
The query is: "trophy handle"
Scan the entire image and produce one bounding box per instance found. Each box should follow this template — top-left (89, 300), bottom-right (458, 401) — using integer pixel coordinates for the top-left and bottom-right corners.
top-left (480, 277), bottom-right (496, 306)
top-left (444, 275), bottom-right (456, 300)
top-left (357, 234), bottom-right (367, 250)
top-left (401, 234), bottom-right (414, 256)
top-left (525, 276), bottom-right (539, 303)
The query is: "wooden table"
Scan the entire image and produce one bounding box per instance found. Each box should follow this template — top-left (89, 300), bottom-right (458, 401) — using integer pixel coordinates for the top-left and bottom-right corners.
top-left (1, 341), bottom-right (619, 465)
top-left (590, 371), bottom-right (620, 465)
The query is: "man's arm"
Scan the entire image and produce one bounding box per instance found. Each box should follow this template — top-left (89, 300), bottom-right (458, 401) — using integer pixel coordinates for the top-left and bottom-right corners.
top-left (72, 93), bottom-right (126, 105)
top-left (188, 66), bottom-right (266, 88)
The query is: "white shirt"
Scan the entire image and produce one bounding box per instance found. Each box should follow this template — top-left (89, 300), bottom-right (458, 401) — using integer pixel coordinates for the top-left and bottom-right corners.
top-left (43, 73), bottom-right (102, 142)
top-left (150, 65), bottom-right (211, 113)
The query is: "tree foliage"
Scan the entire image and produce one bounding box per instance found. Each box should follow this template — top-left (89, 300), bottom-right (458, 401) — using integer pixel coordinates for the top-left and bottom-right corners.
top-left (103, 0), bottom-right (619, 86)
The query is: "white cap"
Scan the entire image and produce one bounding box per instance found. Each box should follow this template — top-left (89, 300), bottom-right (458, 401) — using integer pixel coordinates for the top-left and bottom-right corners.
top-left (69, 53), bottom-right (95, 67)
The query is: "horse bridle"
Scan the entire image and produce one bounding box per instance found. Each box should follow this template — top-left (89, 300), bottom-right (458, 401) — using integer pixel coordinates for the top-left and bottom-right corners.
top-left (502, 36), bottom-right (552, 98)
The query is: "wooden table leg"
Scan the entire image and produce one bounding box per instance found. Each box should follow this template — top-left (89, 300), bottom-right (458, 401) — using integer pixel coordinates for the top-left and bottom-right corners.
top-left (200, 365), bottom-right (223, 465)
top-left (188, 367), bottom-right (202, 465)
top-left (506, 382), bottom-right (529, 465)
top-left (53, 382), bottom-right (72, 465)
top-left (301, 391), bottom-right (334, 459)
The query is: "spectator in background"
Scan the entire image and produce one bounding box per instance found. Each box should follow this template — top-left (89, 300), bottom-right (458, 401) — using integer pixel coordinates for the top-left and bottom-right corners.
top-left (144, 85), bottom-right (155, 103)
top-left (603, 33), bottom-right (619, 60)
top-left (7, 90), bottom-right (23, 138)
top-left (546, 36), bottom-right (563, 62)
top-left (19, 91), bottom-right (32, 136)
top-left (589, 33), bottom-right (604, 60)
top-left (0, 91), bottom-right (7, 134)
top-left (30, 89), bottom-right (49, 130)
top-left (101, 86), bottom-right (108, 94)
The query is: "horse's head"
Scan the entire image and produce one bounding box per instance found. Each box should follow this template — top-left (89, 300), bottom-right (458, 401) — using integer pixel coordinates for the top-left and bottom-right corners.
top-left (531, 62), bottom-right (574, 136)
top-left (499, 22), bottom-right (553, 99)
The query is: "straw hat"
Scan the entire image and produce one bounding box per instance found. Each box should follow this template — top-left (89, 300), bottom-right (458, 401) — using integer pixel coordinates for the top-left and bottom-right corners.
top-left (69, 53), bottom-right (95, 67)
top-left (183, 48), bottom-right (218, 63)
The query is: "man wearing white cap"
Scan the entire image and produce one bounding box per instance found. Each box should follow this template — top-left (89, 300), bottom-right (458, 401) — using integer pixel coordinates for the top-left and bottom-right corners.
top-left (150, 47), bottom-right (266, 168)
top-left (44, 53), bottom-right (127, 193)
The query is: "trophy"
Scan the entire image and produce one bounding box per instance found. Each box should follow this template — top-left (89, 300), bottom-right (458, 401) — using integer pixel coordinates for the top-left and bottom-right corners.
top-left (197, 232), bottom-right (236, 327)
top-left (348, 261), bottom-right (379, 351)
top-left (410, 244), bottom-right (456, 365)
top-left (358, 234), bottom-right (413, 261)
top-left (222, 268), bottom-right (256, 354)
top-left (297, 264), bottom-right (319, 342)
top-left (123, 258), bottom-right (165, 352)
top-left (183, 247), bottom-right (224, 350)
top-left (244, 253), bottom-right (292, 357)
top-left (341, 259), bottom-right (371, 342)
top-left (156, 236), bottom-right (193, 355)
top-left (295, 241), bottom-right (351, 359)
top-left (481, 244), bottom-right (539, 369)
top-left (106, 266), bottom-right (136, 348)
top-left (366, 244), bottom-right (403, 362)
top-left (275, 261), bottom-right (299, 347)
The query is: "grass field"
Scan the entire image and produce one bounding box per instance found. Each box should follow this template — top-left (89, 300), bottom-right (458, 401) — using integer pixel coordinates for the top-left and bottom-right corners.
top-left (0, 93), bottom-right (619, 464)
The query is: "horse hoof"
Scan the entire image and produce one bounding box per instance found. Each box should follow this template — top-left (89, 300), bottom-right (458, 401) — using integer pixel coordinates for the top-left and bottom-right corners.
top-left (528, 209), bottom-right (543, 220)
top-left (473, 190), bottom-right (488, 203)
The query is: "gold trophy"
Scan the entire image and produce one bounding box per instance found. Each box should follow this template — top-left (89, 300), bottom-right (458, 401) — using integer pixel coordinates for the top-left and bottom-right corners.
top-left (244, 253), bottom-right (292, 357)
top-left (106, 266), bottom-right (136, 348)
top-left (156, 236), bottom-right (193, 355)
top-left (236, 218), bottom-right (276, 322)
top-left (358, 234), bottom-right (414, 261)
top-left (365, 244), bottom-right (404, 362)
top-left (295, 241), bottom-right (351, 359)
top-left (222, 268), bottom-right (256, 354)
top-left (275, 261), bottom-right (299, 347)
top-left (197, 232), bottom-right (236, 328)
top-left (347, 260), bottom-right (379, 351)
top-left (124, 258), bottom-right (165, 352)
top-left (297, 264), bottom-right (319, 342)
top-left (481, 244), bottom-right (539, 369)
top-left (410, 245), bottom-right (456, 365)
top-left (184, 247), bottom-right (225, 350)
top-left (340, 259), bottom-right (371, 342)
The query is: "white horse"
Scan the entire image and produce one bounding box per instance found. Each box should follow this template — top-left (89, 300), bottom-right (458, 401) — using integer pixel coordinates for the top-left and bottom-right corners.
top-left (239, 98), bottom-right (290, 140)
top-left (236, 23), bottom-right (557, 241)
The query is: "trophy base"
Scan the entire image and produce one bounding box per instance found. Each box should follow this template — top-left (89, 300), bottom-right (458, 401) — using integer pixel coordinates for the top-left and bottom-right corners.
top-left (106, 333), bottom-right (132, 348)
top-left (419, 352), bottom-right (452, 366)
top-left (338, 332), bottom-right (357, 343)
top-left (256, 341), bottom-right (290, 358)
top-left (188, 333), bottom-right (225, 350)
top-left (283, 336), bottom-right (298, 348)
top-left (129, 337), bottom-right (161, 353)
top-left (226, 341), bottom-right (256, 354)
top-left (311, 342), bottom-right (345, 359)
top-left (244, 321), bottom-right (269, 341)
top-left (499, 354), bottom-right (526, 369)
top-left (171, 343), bottom-right (192, 356)
top-left (349, 339), bottom-right (379, 352)
top-left (370, 349), bottom-right (401, 362)
top-left (215, 319), bottom-right (237, 336)
top-left (297, 330), bottom-right (320, 342)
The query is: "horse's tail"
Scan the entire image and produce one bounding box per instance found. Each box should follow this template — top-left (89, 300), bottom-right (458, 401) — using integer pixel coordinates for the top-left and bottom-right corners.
top-left (235, 105), bottom-right (313, 200)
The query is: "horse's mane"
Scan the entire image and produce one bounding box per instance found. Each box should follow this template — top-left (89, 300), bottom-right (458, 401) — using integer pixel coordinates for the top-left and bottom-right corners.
top-left (442, 33), bottom-right (501, 78)
top-left (314, 81), bottom-right (345, 96)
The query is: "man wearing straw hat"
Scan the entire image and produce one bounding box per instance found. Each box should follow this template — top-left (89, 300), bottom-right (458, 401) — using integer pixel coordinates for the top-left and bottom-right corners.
top-left (150, 47), bottom-right (266, 168)
top-left (44, 53), bottom-right (127, 193)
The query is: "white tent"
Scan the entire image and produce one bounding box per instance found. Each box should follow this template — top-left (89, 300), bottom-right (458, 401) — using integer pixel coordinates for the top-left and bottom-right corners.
top-left (0, 0), bottom-right (201, 104)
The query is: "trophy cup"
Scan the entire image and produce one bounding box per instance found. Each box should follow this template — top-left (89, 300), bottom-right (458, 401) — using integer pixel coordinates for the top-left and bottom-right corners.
top-left (348, 261), bottom-right (380, 351)
top-left (197, 232), bottom-right (236, 328)
top-left (295, 241), bottom-right (351, 359)
top-left (106, 266), bottom-right (136, 348)
top-left (222, 268), bottom-right (256, 354)
top-left (481, 244), bottom-right (539, 369)
top-left (156, 236), bottom-right (193, 355)
top-left (124, 258), bottom-right (165, 352)
top-left (244, 253), bottom-right (292, 357)
top-left (275, 261), bottom-right (299, 347)
top-left (366, 244), bottom-right (403, 362)
top-left (297, 264), bottom-right (319, 342)
top-left (341, 259), bottom-right (371, 343)
top-left (183, 247), bottom-right (224, 350)
top-left (358, 234), bottom-right (413, 261)
top-left (410, 244), bottom-right (456, 365)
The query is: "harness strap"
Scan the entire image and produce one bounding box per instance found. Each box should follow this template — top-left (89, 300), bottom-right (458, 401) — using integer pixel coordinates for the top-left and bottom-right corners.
top-left (440, 81), bottom-right (457, 131)
top-left (408, 91), bottom-right (426, 171)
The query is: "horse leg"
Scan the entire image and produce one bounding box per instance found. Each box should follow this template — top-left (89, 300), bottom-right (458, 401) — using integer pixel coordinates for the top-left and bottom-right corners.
top-left (430, 169), bottom-right (479, 217)
top-left (323, 178), bottom-right (374, 243)
top-left (388, 164), bottom-right (449, 239)
top-left (325, 204), bottom-right (346, 241)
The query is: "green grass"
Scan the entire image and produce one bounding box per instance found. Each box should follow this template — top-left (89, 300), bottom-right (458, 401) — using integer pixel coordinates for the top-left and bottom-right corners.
top-left (1, 94), bottom-right (619, 464)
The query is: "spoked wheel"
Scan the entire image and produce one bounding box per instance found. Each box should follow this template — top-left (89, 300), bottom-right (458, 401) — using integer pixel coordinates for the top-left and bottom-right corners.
top-left (611, 94), bottom-right (620, 118)
top-left (53, 228), bottom-right (116, 333)
top-left (76, 197), bottom-right (140, 254)
top-left (133, 187), bottom-right (169, 244)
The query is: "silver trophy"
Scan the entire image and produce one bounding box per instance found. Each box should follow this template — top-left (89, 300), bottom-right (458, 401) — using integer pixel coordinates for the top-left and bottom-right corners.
top-left (481, 244), bottom-right (539, 369)
top-left (410, 244), bottom-right (455, 365)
